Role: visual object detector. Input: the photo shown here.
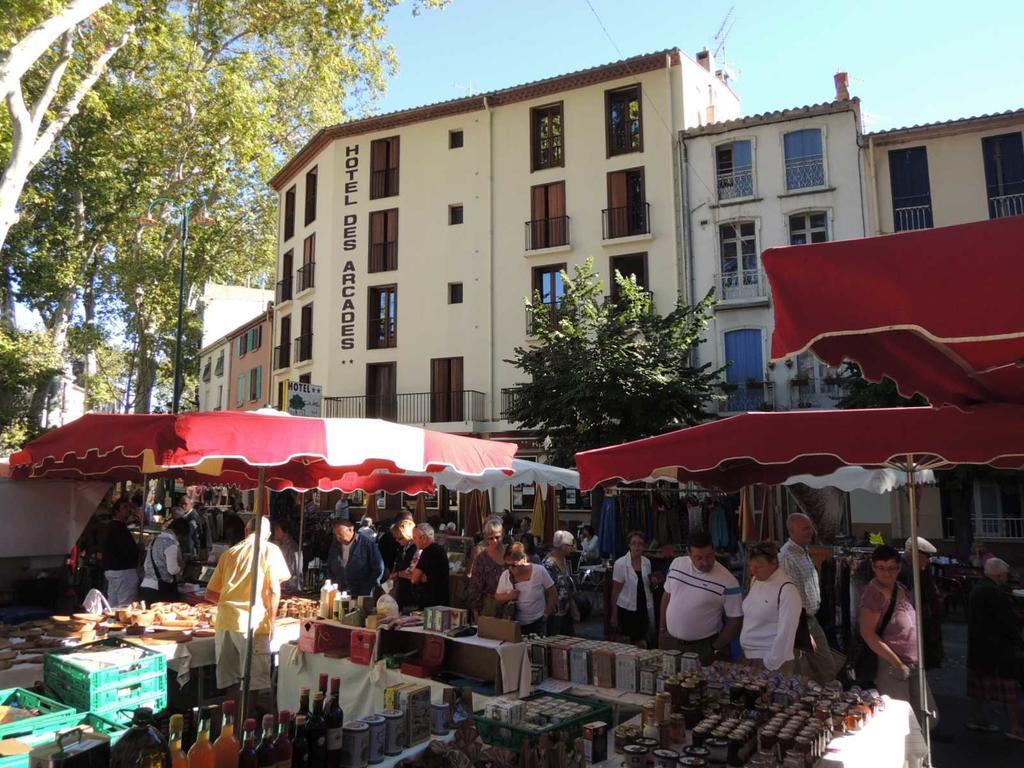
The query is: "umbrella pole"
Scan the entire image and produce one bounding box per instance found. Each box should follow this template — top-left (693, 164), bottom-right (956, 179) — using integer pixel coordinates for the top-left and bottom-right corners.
top-left (905, 458), bottom-right (932, 766)
top-left (240, 467), bottom-right (266, 726)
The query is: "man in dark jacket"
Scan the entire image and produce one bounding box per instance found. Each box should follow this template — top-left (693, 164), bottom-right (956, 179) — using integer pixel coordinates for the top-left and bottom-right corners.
top-left (102, 499), bottom-right (141, 606)
top-left (966, 558), bottom-right (1022, 740)
top-left (327, 515), bottom-right (384, 598)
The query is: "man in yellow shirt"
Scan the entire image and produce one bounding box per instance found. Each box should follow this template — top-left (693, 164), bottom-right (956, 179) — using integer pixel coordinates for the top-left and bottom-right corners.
top-left (206, 516), bottom-right (290, 710)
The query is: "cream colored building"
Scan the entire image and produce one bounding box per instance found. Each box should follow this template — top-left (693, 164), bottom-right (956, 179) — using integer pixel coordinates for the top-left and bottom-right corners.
top-left (681, 96), bottom-right (868, 413)
top-left (865, 109), bottom-right (1024, 545)
top-left (267, 49), bottom-right (739, 444)
top-left (865, 108), bottom-right (1024, 234)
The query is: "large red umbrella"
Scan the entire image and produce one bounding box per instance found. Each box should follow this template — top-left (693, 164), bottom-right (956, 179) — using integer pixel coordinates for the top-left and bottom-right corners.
top-left (576, 404), bottom-right (1024, 491)
top-left (10, 411), bottom-right (517, 489)
top-left (763, 216), bottom-right (1024, 408)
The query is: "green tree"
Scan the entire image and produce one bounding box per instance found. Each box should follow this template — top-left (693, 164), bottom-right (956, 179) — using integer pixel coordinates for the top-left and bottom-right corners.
top-left (835, 362), bottom-right (926, 409)
top-left (504, 258), bottom-right (723, 468)
top-left (3, 0), bottom-right (447, 419)
top-left (0, 325), bottom-right (62, 452)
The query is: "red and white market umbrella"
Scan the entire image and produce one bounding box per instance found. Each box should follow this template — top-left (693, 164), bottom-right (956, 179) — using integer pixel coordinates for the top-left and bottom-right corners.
top-left (9, 411), bottom-right (517, 490)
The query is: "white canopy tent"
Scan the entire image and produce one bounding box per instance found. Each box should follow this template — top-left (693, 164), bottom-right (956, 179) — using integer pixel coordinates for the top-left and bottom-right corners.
top-left (782, 466), bottom-right (935, 494)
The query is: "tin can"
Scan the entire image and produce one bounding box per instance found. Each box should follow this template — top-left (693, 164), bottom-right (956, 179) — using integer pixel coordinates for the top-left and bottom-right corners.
top-left (381, 709), bottom-right (405, 755)
top-left (676, 759), bottom-right (707, 768)
top-left (669, 713), bottom-right (685, 744)
top-left (655, 693), bottom-right (672, 723)
top-left (652, 748), bottom-right (679, 768)
top-left (624, 744), bottom-right (649, 768)
top-left (430, 702), bottom-right (451, 735)
top-left (341, 720), bottom-right (370, 768)
top-left (361, 715), bottom-right (385, 765)
top-left (704, 737), bottom-right (728, 766)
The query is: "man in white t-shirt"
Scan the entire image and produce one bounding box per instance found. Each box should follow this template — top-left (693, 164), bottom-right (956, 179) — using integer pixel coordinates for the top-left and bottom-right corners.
top-left (660, 531), bottom-right (743, 664)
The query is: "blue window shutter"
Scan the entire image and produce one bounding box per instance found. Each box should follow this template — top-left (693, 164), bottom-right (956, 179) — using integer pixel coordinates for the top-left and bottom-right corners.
top-left (724, 329), bottom-right (763, 383)
top-left (255, 367), bottom-right (263, 400)
top-left (238, 373), bottom-right (247, 405)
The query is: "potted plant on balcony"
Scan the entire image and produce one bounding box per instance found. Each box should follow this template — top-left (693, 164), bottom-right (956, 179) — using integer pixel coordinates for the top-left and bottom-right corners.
top-left (746, 376), bottom-right (762, 388)
top-left (719, 381), bottom-right (739, 393)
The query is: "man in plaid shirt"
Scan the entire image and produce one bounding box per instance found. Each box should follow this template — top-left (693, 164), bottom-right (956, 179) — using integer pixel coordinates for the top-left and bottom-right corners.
top-left (779, 513), bottom-right (836, 684)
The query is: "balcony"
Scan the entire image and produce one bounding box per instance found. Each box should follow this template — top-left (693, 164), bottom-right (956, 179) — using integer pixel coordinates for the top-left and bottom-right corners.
top-left (369, 242), bottom-right (398, 272)
top-left (603, 289), bottom-right (653, 310)
top-left (500, 387), bottom-right (525, 420)
top-left (719, 380), bottom-right (775, 413)
top-left (975, 516), bottom-right (1024, 539)
top-left (297, 262), bottom-right (315, 292)
top-left (785, 155), bottom-right (826, 191)
top-left (201, 362), bottom-right (211, 383)
top-left (716, 167), bottom-right (754, 201)
top-left (893, 195), bottom-right (933, 232)
top-left (293, 332), bottom-right (313, 363)
top-left (525, 302), bottom-right (564, 336)
top-left (989, 192), bottom-right (1024, 219)
top-left (322, 390), bottom-right (485, 424)
top-left (276, 276), bottom-right (293, 304)
top-left (274, 343), bottom-right (290, 370)
top-left (525, 216), bottom-right (570, 251)
top-left (602, 203), bottom-right (650, 239)
top-left (716, 269), bottom-right (769, 304)
top-left (370, 168), bottom-right (399, 199)
top-left (214, 356), bottom-right (224, 377)
top-left (790, 376), bottom-right (842, 409)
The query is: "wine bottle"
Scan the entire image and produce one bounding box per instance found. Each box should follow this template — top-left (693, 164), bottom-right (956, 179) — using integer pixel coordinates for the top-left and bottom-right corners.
top-left (274, 711), bottom-right (293, 768)
top-left (239, 718), bottom-right (259, 768)
top-left (324, 678), bottom-right (344, 767)
top-left (306, 692), bottom-right (327, 768)
top-left (293, 687), bottom-right (311, 740)
top-left (292, 715), bottom-right (310, 768)
top-left (256, 714), bottom-right (278, 767)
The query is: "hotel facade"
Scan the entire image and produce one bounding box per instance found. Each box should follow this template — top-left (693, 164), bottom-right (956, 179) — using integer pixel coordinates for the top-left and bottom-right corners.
top-left (267, 49), bottom-right (739, 451)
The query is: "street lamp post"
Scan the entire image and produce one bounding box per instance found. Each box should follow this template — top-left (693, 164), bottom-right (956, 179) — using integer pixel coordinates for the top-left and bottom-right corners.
top-left (140, 200), bottom-right (213, 413)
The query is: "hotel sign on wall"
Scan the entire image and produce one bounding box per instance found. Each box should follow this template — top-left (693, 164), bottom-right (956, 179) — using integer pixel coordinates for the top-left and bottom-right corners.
top-left (340, 142), bottom-right (359, 350)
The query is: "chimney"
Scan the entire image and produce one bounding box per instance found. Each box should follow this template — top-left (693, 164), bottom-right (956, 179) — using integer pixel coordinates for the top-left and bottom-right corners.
top-left (696, 48), bottom-right (714, 72)
top-left (834, 71), bottom-right (850, 101)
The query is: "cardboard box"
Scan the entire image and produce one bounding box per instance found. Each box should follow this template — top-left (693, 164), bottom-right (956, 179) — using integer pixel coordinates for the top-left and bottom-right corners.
top-left (477, 616), bottom-right (521, 643)
top-left (350, 629), bottom-right (377, 665)
top-left (403, 685), bottom-right (432, 746)
top-left (616, 651), bottom-right (640, 693)
top-left (298, 620), bottom-right (351, 656)
top-left (582, 721), bottom-right (608, 765)
top-left (592, 649), bottom-right (616, 689)
top-left (569, 644), bottom-right (592, 685)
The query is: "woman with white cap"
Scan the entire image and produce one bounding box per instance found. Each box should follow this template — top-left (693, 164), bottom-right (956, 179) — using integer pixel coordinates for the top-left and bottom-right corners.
top-left (543, 530), bottom-right (579, 634)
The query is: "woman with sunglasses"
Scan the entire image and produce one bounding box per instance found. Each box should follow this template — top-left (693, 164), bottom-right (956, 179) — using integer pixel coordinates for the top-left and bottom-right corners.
top-left (467, 517), bottom-right (507, 618)
top-left (740, 541), bottom-right (802, 673)
top-left (495, 542), bottom-right (556, 635)
top-left (860, 544), bottom-right (937, 727)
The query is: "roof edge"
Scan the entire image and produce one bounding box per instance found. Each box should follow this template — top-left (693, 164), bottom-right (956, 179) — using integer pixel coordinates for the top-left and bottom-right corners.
top-left (865, 107), bottom-right (1024, 141)
top-left (681, 98), bottom-right (861, 138)
top-left (269, 48), bottom-right (682, 190)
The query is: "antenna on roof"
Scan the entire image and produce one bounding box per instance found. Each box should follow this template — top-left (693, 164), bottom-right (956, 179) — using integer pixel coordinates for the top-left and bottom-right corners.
top-left (711, 6), bottom-right (740, 83)
top-left (453, 81), bottom-right (476, 97)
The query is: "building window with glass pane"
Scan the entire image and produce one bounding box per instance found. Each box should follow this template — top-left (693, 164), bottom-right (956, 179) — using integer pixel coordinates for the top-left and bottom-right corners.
top-left (716, 140), bottom-right (753, 200)
top-left (606, 85), bottom-right (642, 156)
top-left (531, 104), bottom-right (563, 171)
top-left (789, 212), bottom-right (829, 245)
top-left (783, 129), bottom-right (825, 190)
top-left (718, 221), bottom-right (759, 300)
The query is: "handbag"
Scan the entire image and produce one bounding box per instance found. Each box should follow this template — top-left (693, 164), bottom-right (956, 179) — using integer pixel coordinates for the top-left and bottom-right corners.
top-left (778, 582), bottom-right (814, 653)
top-left (845, 584), bottom-right (899, 688)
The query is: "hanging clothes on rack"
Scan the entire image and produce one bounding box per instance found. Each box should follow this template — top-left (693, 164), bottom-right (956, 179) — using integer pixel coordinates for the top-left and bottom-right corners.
top-left (598, 495), bottom-right (623, 558)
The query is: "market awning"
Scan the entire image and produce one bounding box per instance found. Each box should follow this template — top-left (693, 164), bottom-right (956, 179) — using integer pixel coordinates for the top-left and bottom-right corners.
top-left (781, 466), bottom-right (934, 494)
top-left (763, 216), bottom-right (1024, 407)
top-left (575, 404), bottom-right (1024, 491)
top-left (9, 411), bottom-right (518, 491)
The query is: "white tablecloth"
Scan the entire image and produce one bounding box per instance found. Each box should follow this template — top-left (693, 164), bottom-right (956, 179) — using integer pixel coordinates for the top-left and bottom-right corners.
top-left (394, 625), bottom-right (530, 696)
top-left (277, 643), bottom-right (497, 722)
top-left (820, 698), bottom-right (928, 768)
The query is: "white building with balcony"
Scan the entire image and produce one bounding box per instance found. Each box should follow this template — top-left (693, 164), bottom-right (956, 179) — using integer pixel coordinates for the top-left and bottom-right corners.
top-left (266, 48), bottom-right (739, 444)
top-left (681, 95), bottom-right (868, 413)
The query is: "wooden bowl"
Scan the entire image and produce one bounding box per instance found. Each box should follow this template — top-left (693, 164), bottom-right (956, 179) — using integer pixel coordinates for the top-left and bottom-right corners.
top-left (73, 613), bottom-right (104, 623)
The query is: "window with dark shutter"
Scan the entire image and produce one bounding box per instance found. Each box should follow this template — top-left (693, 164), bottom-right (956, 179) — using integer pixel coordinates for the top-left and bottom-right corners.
top-left (889, 147), bottom-right (933, 231)
top-left (448, 282), bottom-right (463, 304)
top-left (368, 285), bottom-right (397, 349)
top-left (449, 130), bottom-right (464, 149)
top-left (449, 204), bottom-right (463, 225)
top-left (369, 209), bottom-right (398, 272)
top-left (366, 362), bottom-right (397, 420)
top-left (304, 167), bottom-right (317, 225)
top-left (370, 137), bottom-right (400, 199)
top-left (527, 182), bottom-right (567, 249)
top-left (982, 132), bottom-right (1024, 218)
top-left (531, 103), bottom-right (564, 171)
top-left (430, 357), bottom-right (464, 421)
top-left (606, 85), bottom-right (642, 156)
top-left (605, 168), bottom-right (648, 238)
top-left (284, 186), bottom-right (296, 240)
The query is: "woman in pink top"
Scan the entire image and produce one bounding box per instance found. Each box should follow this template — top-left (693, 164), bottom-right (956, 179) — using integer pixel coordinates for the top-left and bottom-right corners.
top-left (859, 545), bottom-right (937, 728)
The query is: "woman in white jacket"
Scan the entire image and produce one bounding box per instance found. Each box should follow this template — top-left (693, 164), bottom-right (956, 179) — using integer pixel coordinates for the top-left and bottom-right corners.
top-left (740, 541), bottom-right (802, 673)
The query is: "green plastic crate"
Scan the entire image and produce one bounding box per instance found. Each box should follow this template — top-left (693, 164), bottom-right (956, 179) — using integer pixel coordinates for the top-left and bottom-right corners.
top-left (92, 690), bottom-right (168, 725)
top-left (43, 638), bottom-right (166, 711)
top-left (0, 688), bottom-right (78, 741)
top-left (46, 669), bottom-right (166, 714)
top-left (0, 712), bottom-right (126, 768)
top-left (473, 692), bottom-right (612, 752)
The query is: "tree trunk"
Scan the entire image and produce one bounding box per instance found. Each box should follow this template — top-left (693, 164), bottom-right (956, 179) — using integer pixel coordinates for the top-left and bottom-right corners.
top-left (133, 330), bottom-right (156, 413)
top-left (83, 258), bottom-right (97, 380)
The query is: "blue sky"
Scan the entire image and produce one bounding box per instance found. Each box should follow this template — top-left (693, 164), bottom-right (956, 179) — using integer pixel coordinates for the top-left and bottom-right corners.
top-left (370, 0), bottom-right (1024, 132)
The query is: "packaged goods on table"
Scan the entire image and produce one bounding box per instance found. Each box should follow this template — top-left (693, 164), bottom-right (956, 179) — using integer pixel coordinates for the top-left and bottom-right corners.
top-left (383, 683), bottom-right (431, 747)
top-left (473, 693), bottom-right (612, 753)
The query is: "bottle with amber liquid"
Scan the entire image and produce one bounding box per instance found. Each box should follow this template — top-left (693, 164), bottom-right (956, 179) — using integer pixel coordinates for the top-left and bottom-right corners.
top-left (188, 708), bottom-right (216, 768)
top-left (239, 719), bottom-right (259, 768)
top-left (169, 714), bottom-right (188, 768)
top-left (273, 711), bottom-right (293, 768)
top-left (214, 700), bottom-right (240, 768)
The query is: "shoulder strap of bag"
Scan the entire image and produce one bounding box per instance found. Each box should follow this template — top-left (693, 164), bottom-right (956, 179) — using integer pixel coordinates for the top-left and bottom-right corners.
top-left (878, 583), bottom-right (900, 633)
top-left (777, 581), bottom-right (799, 604)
